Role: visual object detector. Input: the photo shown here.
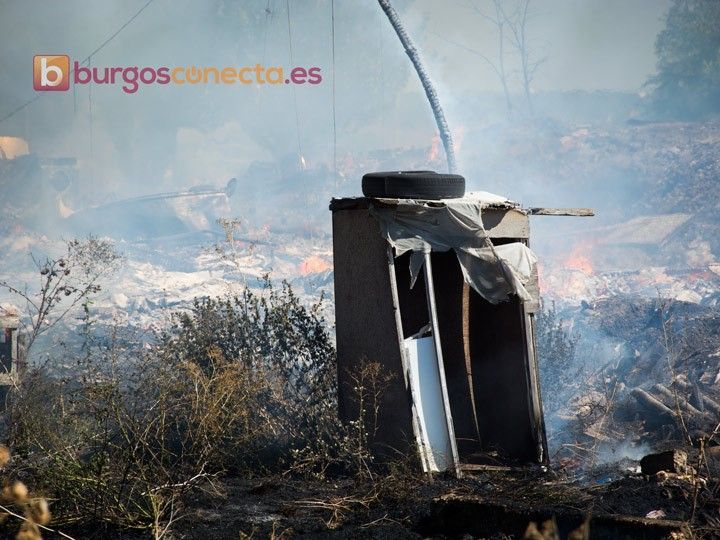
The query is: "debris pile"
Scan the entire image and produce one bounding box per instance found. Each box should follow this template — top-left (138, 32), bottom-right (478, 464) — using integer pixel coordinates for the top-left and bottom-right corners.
top-left (544, 294), bottom-right (720, 475)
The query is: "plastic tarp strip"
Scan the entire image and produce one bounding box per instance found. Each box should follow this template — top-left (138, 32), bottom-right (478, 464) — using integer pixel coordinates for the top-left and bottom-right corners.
top-left (369, 199), bottom-right (538, 304)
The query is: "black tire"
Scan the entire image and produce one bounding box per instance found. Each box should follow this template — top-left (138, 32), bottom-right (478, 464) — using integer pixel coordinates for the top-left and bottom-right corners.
top-left (362, 171), bottom-right (465, 200)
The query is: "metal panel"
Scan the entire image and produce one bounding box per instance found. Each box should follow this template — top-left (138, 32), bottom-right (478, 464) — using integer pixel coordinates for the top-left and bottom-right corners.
top-left (405, 335), bottom-right (453, 472)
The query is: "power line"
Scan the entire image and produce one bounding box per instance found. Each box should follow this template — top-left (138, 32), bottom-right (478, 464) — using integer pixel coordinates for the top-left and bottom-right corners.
top-left (286, 0), bottom-right (303, 165)
top-left (83, 0), bottom-right (156, 63)
top-left (0, 0), bottom-right (157, 126)
top-left (0, 95), bottom-right (41, 126)
top-left (331, 0), bottom-right (337, 186)
top-left (88, 57), bottom-right (94, 184)
top-left (261, 0), bottom-right (273, 65)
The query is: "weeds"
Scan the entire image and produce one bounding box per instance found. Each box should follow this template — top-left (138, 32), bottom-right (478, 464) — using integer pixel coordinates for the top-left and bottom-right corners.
top-left (536, 300), bottom-right (578, 416)
top-left (0, 240), bottom-right (422, 538)
top-left (0, 444), bottom-right (73, 540)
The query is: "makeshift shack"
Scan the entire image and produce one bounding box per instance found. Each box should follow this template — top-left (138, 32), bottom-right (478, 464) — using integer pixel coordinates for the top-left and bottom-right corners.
top-left (331, 191), bottom-right (591, 475)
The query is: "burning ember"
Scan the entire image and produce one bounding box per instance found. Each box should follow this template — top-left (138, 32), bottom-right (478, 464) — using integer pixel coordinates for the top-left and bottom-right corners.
top-left (298, 255), bottom-right (332, 276)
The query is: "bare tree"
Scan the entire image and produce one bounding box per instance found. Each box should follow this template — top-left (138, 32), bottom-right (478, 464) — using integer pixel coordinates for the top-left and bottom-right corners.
top-left (498, 0), bottom-right (545, 114)
top-left (377, 0), bottom-right (457, 173)
top-left (0, 237), bottom-right (120, 352)
top-left (472, 0), bottom-right (513, 115)
top-left (427, 0), bottom-right (545, 118)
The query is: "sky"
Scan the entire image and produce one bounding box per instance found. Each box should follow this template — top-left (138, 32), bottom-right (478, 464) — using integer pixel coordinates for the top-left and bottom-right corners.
top-left (411, 0), bottom-right (670, 92)
top-left (0, 0), bottom-right (672, 198)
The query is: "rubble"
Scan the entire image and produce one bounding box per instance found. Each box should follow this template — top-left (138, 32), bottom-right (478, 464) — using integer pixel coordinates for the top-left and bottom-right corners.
top-left (540, 290), bottom-right (720, 480)
top-left (0, 228), bottom-right (336, 370)
top-left (640, 450), bottom-right (692, 476)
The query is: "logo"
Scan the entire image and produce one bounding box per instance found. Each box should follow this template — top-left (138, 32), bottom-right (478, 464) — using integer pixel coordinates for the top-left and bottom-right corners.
top-left (33, 55), bottom-right (70, 91)
top-left (32, 54), bottom-right (323, 94)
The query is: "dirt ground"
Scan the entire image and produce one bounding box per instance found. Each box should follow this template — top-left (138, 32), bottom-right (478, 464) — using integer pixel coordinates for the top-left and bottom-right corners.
top-left (50, 462), bottom-right (716, 540)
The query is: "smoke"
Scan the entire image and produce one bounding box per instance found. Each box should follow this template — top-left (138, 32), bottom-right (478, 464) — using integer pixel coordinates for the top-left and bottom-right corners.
top-left (595, 440), bottom-right (652, 465)
top-left (0, 1), bottom-right (672, 205)
top-left (4, 2), bottom-right (720, 476)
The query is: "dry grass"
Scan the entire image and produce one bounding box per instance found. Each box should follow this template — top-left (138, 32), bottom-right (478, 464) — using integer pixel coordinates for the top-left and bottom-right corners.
top-left (2, 277), bottom-right (341, 538)
top-left (0, 239), bottom-right (428, 538)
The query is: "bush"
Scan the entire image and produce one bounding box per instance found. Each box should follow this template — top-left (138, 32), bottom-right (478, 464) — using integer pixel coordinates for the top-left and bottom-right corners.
top-left (1, 232), bottom-right (408, 538)
top-left (160, 280), bottom-right (337, 457)
top-left (4, 280), bottom-right (339, 538)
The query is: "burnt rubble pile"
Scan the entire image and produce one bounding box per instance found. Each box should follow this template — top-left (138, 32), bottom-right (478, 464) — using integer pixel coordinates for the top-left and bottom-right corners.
top-left (543, 263), bottom-right (720, 306)
top-left (528, 121), bottom-right (720, 220)
top-left (533, 122), bottom-right (720, 470)
top-left (547, 294), bottom-right (720, 469)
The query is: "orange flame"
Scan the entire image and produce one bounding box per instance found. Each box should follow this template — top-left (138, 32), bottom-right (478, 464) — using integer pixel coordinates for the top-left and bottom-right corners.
top-left (427, 125), bottom-right (465, 162)
top-left (427, 134), bottom-right (440, 162)
top-left (299, 255), bottom-right (332, 276)
top-left (563, 242), bottom-right (594, 274)
top-left (565, 254), bottom-right (593, 274)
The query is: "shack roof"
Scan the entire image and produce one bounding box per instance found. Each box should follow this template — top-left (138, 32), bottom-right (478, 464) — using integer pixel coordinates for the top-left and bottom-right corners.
top-left (330, 191), bottom-right (521, 212)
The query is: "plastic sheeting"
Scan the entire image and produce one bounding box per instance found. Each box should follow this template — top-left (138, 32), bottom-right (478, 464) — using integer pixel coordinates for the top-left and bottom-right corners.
top-left (369, 198), bottom-right (538, 304)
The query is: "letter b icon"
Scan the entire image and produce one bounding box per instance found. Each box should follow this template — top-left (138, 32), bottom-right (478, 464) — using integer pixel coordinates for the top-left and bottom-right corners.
top-left (33, 55), bottom-right (70, 91)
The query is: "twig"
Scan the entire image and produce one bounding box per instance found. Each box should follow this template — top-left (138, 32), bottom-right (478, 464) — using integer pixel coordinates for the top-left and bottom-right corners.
top-left (0, 503), bottom-right (76, 540)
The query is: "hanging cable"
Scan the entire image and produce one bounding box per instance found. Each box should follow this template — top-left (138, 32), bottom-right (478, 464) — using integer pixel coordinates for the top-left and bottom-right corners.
top-left (261, 0), bottom-right (273, 66)
top-left (88, 57), bottom-right (94, 185)
top-left (286, 0), bottom-right (304, 168)
top-left (378, 2), bottom-right (388, 145)
top-left (0, 0), bottom-right (157, 126)
top-left (331, 0), bottom-right (337, 186)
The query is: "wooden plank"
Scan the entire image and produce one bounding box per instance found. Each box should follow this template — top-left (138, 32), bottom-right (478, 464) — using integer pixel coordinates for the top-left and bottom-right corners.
top-left (332, 208), bottom-right (416, 459)
top-left (521, 308), bottom-right (549, 465)
top-left (481, 208), bottom-right (530, 238)
top-left (432, 252), bottom-right (482, 459)
top-left (467, 291), bottom-right (540, 463)
top-left (520, 239), bottom-right (548, 464)
top-left (459, 463), bottom-right (513, 472)
top-left (528, 207), bottom-right (594, 216)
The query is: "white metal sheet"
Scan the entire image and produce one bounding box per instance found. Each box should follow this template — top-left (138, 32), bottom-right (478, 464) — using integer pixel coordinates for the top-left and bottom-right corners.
top-left (404, 335), bottom-right (453, 472)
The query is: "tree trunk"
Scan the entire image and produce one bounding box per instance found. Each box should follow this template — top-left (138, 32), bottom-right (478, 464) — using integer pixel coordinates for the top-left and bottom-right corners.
top-left (377, 0), bottom-right (457, 174)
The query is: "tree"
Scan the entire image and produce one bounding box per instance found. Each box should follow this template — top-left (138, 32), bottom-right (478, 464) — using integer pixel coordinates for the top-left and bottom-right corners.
top-left (649, 0), bottom-right (720, 119)
top-left (470, 0), bottom-right (514, 116)
top-left (427, 0), bottom-right (544, 118)
top-left (498, 0), bottom-right (544, 115)
top-left (0, 237), bottom-right (120, 352)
